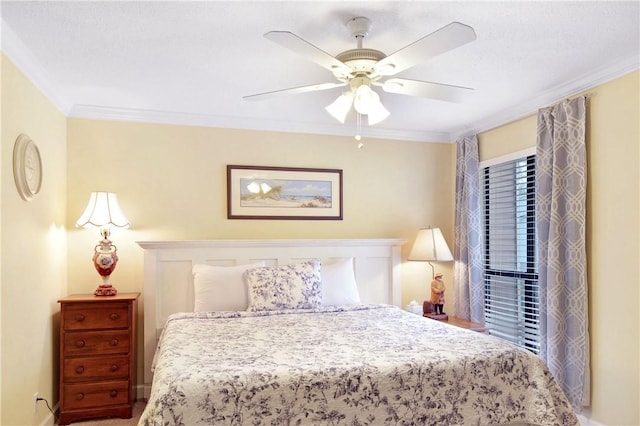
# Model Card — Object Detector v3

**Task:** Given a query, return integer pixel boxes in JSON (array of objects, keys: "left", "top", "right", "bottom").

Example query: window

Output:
[{"left": 481, "top": 154, "right": 539, "bottom": 354}]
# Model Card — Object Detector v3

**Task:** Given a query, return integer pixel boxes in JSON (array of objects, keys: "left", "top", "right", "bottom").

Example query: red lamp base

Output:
[
  {"left": 94, "top": 284, "right": 118, "bottom": 296},
  {"left": 92, "top": 236, "right": 119, "bottom": 297}
]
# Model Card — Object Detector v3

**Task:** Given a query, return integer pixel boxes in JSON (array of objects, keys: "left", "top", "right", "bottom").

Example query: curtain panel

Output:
[
  {"left": 536, "top": 96, "right": 590, "bottom": 410},
  {"left": 453, "top": 135, "right": 485, "bottom": 323}
]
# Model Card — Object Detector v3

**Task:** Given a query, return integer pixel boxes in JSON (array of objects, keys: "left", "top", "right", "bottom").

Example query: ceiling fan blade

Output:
[
  {"left": 244, "top": 82, "right": 347, "bottom": 101},
  {"left": 381, "top": 78, "right": 473, "bottom": 103},
  {"left": 265, "top": 31, "right": 352, "bottom": 77},
  {"left": 372, "top": 22, "right": 476, "bottom": 77}
]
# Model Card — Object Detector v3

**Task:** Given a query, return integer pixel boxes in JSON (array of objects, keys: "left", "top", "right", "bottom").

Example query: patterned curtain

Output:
[
  {"left": 453, "top": 135, "right": 485, "bottom": 323},
  {"left": 536, "top": 96, "right": 590, "bottom": 410}
]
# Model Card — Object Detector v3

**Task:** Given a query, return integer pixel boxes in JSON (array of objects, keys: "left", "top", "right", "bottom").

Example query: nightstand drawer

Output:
[
  {"left": 63, "top": 330, "right": 130, "bottom": 356},
  {"left": 62, "top": 380, "right": 130, "bottom": 410},
  {"left": 63, "top": 303, "right": 130, "bottom": 330},
  {"left": 63, "top": 355, "right": 129, "bottom": 382}
]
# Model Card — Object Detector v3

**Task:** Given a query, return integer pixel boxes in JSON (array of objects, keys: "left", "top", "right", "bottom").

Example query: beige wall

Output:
[
  {"left": 0, "top": 51, "right": 4, "bottom": 425},
  {"left": 1, "top": 55, "right": 67, "bottom": 425},
  {"left": 477, "top": 71, "right": 640, "bottom": 425},
  {"left": 586, "top": 71, "right": 639, "bottom": 425},
  {"left": 478, "top": 113, "right": 537, "bottom": 162}
]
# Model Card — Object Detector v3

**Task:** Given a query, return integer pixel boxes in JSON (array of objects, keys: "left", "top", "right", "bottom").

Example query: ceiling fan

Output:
[{"left": 244, "top": 17, "right": 477, "bottom": 128}]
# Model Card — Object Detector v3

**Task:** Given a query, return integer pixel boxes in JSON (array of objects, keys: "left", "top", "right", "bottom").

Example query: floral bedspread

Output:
[{"left": 139, "top": 305, "right": 578, "bottom": 426}]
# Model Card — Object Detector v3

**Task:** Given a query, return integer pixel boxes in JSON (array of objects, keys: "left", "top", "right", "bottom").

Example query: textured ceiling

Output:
[{"left": 2, "top": 1, "right": 639, "bottom": 142}]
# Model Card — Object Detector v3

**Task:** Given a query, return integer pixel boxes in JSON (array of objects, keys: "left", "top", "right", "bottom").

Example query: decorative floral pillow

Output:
[{"left": 245, "top": 260, "right": 322, "bottom": 311}]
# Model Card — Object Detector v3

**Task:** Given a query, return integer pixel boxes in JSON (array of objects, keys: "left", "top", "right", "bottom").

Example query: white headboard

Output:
[{"left": 137, "top": 238, "right": 405, "bottom": 397}]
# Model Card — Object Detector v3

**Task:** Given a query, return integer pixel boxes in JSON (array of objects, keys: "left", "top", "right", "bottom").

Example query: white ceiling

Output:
[{"left": 2, "top": 1, "right": 638, "bottom": 142}]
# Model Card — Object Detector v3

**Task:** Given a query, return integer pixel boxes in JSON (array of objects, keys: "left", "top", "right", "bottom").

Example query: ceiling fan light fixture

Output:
[
  {"left": 366, "top": 101, "right": 390, "bottom": 125},
  {"left": 353, "top": 84, "right": 379, "bottom": 115},
  {"left": 325, "top": 91, "right": 354, "bottom": 123},
  {"left": 353, "top": 84, "right": 389, "bottom": 124},
  {"left": 251, "top": 19, "right": 477, "bottom": 132}
]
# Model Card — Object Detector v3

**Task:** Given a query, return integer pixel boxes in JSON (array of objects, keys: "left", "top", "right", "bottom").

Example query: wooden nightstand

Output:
[
  {"left": 422, "top": 301, "right": 489, "bottom": 333},
  {"left": 58, "top": 293, "right": 139, "bottom": 425},
  {"left": 442, "top": 316, "right": 489, "bottom": 333},
  {"left": 424, "top": 314, "right": 489, "bottom": 333}
]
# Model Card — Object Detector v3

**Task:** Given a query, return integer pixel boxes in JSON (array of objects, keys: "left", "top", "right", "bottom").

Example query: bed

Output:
[{"left": 137, "top": 239, "right": 578, "bottom": 426}]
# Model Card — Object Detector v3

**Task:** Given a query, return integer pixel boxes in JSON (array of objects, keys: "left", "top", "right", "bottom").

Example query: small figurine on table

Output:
[{"left": 431, "top": 272, "right": 446, "bottom": 316}]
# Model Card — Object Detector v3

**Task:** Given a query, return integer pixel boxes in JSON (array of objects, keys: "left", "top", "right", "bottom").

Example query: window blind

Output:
[{"left": 481, "top": 155, "right": 539, "bottom": 354}]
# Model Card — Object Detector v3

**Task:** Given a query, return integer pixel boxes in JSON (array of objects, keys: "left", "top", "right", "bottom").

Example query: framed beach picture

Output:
[{"left": 227, "top": 165, "right": 343, "bottom": 220}]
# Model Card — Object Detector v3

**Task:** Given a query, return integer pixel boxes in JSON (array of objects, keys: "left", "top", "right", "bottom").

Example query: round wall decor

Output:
[{"left": 13, "top": 134, "right": 42, "bottom": 201}]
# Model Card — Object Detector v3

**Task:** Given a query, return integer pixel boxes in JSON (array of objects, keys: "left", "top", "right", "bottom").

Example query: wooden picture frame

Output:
[{"left": 227, "top": 165, "right": 343, "bottom": 220}]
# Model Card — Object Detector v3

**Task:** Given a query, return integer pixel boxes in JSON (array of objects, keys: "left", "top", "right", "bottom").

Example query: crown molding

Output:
[
  {"left": 1, "top": 18, "right": 71, "bottom": 114},
  {"left": 451, "top": 54, "right": 640, "bottom": 141},
  {"left": 67, "top": 104, "right": 452, "bottom": 143}
]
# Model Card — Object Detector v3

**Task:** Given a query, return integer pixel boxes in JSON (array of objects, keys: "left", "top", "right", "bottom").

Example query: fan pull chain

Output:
[{"left": 355, "top": 113, "right": 364, "bottom": 148}]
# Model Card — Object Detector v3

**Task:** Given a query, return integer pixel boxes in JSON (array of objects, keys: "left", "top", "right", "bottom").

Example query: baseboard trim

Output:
[
  {"left": 136, "top": 384, "right": 149, "bottom": 401},
  {"left": 577, "top": 413, "right": 604, "bottom": 426}
]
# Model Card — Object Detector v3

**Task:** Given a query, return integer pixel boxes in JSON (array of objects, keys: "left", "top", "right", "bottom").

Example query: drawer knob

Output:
[
  {"left": 110, "top": 339, "right": 119, "bottom": 346},
  {"left": 109, "top": 313, "right": 120, "bottom": 321},
  {"left": 75, "top": 340, "right": 85, "bottom": 348},
  {"left": 110, "top": 364, "right": 118, "bottom": 372},
  {"left": 75, "top": 366, "right": 85, "bottom": 374},
  {"left": 110, "top": 390, "right": 118, "bottom": 398},
  {"left": 75, "top": 314, "right": 86, "bottom": 322},
  {"left": 75, "top": 393, "right": 84, "bottom": 400}
]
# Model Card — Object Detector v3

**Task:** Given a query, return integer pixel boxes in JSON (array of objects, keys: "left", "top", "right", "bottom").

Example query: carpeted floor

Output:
[{"left": 70, "top": 401, "right": 145, "bottom": 425}]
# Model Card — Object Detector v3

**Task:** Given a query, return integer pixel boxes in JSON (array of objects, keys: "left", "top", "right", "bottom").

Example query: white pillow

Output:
[
  {"left": 321, "top": 258, "right": 361, "bottom": 306},
  {"left": 192, "top": 262, "right": 265, "bottom": 312},
  {"left": 245, "top": 260, "right": 322, "bottom": 311}
]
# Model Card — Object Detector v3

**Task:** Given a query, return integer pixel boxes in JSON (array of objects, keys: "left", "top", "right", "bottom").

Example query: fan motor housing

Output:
[{"left": 335, "top": 48, "right": 386, "bottom": 76}]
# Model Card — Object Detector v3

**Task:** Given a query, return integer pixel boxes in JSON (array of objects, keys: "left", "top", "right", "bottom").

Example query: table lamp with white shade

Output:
[
  {"left": 76, "top": 191, "right": 130, "bottom": 296},
  {"left": 408, "top": 226, "right": 454, "bottom": 318}
]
